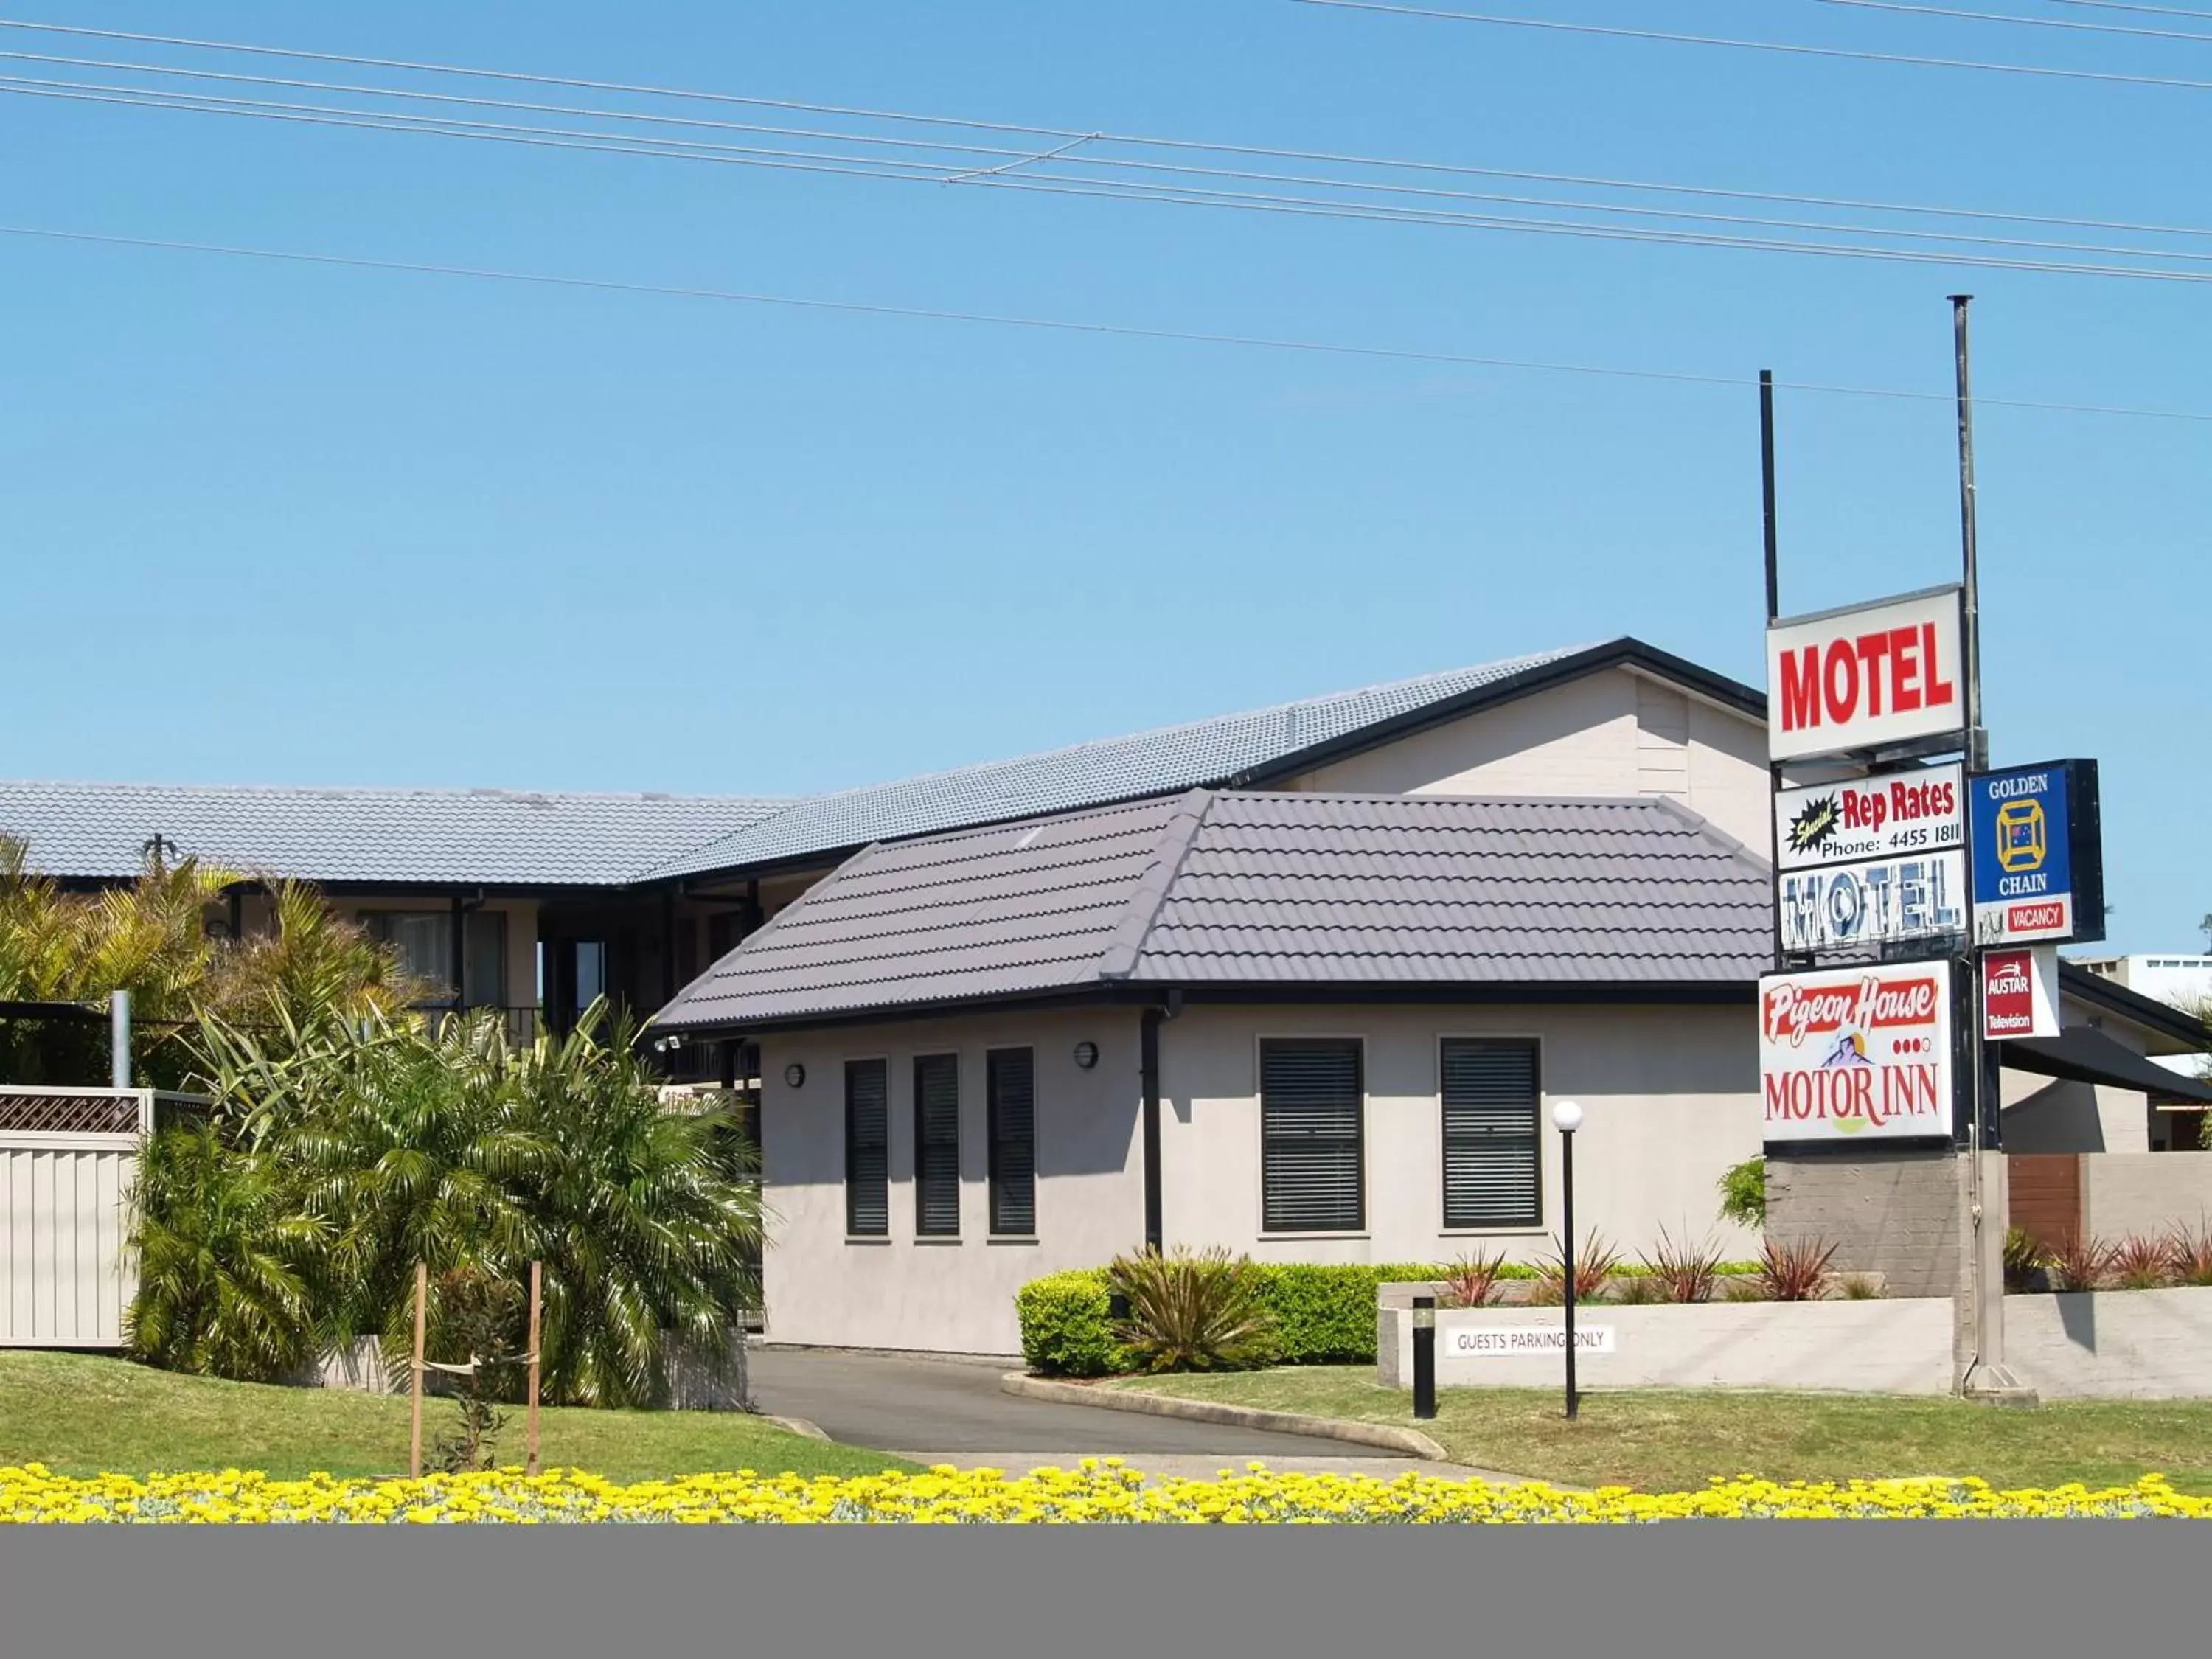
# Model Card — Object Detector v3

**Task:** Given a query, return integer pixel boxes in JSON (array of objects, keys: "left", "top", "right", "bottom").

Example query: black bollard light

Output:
[
  {"left": 1412, "top": 1294, "right": 1436, "bottom": 1420},
  {"left": 1552, "top": 1099, "right": 1585, "bottom": 1421}
]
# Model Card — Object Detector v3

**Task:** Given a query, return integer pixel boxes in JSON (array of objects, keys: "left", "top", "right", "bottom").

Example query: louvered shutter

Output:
[
  {"left": 914, "top": 1054, "right": 962, "bottom": 1237},
  {"left": 1441, "top": 1040, "right": 1541, "bottom": 1229},
  {"left": 1260, "top": 1040, "right": 1365, "bottom": 1234},
  {"left": 844, "top": 1059, "right": 889, "bottom": 1237},
  {"left": 988, "top": 1048, "right": 1037, "bottom": 1237}
]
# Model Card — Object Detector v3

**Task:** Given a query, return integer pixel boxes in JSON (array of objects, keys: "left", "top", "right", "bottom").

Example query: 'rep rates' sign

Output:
[
  {"left": 1766, "top": 587, "right": 1966, "bottom": 762},
  {"left": 1759, "top": 961, "right": 1955, "bottom": 1145}
]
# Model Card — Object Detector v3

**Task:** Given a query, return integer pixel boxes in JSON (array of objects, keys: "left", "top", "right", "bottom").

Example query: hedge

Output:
[
  {"left": 1016, "top": 1259, "right": 1764, "bottom": 1377},
  {"left": 1018, "top": 1262, "right": 1481, "bottom": 1377}
]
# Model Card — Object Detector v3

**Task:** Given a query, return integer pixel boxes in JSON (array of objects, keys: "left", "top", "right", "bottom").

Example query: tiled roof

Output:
[
  {"left": 0, "top": 780, "right": 793, "bottom": 887},
  {"left": 643, "top": 645, "right": 1601, "bottom": 881},
  {"left": 652, "top": 789, "right": 1772, "bottom": 1032}
]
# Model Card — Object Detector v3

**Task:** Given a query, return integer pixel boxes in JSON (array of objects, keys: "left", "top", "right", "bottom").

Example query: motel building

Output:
[
  {"left": 640, "top": 644, "right": 2211, "bottom": 1355},
  {"left": 10, "top": 641, "right": 2207, "bottom": 1356}
]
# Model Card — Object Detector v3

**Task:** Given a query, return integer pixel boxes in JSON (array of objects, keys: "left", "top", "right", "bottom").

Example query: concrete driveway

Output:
[{"left": 745, "top": 1347, "right": 1419, "bottom": 1476}]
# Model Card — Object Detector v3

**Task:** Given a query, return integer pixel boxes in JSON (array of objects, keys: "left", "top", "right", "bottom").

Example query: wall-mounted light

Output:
[
  {"left": 1073, "top": 1041, "right": 1099, "bottom": 1071},
  {"left": 785, "top": 1062, "right": 807, "bottom": 1089}
]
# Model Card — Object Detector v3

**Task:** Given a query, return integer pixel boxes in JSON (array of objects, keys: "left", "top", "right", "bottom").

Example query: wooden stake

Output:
[
  {"left": 409, "top": 1259, "right": 428, "bottom": 1479},
  {"left": 526, "top": 1260, "right": 543, "bottom": 1477}
]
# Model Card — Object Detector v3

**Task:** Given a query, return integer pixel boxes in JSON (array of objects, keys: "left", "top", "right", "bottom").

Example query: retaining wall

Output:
[{"left": 1377, "top": 1285, "right": 2212, "bottom": 1399}]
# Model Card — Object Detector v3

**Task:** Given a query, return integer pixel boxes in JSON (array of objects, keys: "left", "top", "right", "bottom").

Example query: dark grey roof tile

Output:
[{"left": 654, "top": 788, "right": 1773, "bottom": 1031}]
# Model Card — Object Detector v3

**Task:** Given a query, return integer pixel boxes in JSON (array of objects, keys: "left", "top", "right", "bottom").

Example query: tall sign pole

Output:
[
  {"left": 1760, "top": 369, "right": 1787, "bottom": 975},
  {"left": 1947, "top": 296, "right": 2022, "bottom": 1399}
]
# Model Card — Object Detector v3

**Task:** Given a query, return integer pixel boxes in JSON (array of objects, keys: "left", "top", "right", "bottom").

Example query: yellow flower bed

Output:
[{"left": 1, "top": 1463, "right": 2205, "bottom": 1523}]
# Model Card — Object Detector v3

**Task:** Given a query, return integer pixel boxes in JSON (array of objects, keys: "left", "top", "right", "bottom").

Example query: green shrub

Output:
[
  {"left": 1108, "top": 1248, "right": 1276, "bottom": 1374},
  {"left": 1014, "top": 1270, "right": 1130, "bottom": 1377},
  {"left": 1718, "top": 1155, "right": 1767, "bottom": 1229},
  {"left": 1020, "top": 1259, "right": 1519, "bottom": 1375}
]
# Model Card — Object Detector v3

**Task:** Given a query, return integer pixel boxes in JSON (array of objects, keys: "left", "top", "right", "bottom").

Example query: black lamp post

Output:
[{"left": 1552, "top": 1099, "right": 1585, "bottom": 1421}]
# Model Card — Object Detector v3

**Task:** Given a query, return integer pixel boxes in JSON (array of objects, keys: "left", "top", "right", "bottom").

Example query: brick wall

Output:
[{"left": 1767, "top": 1147, "right": 1962, "bottom": 1300}]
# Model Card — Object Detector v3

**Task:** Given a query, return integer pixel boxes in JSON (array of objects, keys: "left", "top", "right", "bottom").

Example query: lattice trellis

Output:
[{"left": 0, "top": 1091, "right": 144, "bottom": 1135}]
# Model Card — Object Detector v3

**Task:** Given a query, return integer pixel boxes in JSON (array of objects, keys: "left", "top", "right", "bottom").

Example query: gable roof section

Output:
[
  {"left": 651, "top": 788, "right": 1773, "bottom": 1032},
  {"left": 644, "top": 639, "right": 1759, "bottom": 883},
  {"left": 0, "top": 780, "right": 793, "bottom": 888}
]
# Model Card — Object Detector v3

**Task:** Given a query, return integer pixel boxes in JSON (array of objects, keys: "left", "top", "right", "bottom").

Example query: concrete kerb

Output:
[
  {"left": 762, "top": 1414, "right": 832, "bottom": 1442},
  {"left": 999, "top": 1372, "right": 1453, "bottom": 1463}
]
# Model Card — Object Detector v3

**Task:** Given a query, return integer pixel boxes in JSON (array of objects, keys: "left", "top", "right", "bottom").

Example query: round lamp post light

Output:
[{"left": 1551, "top": 1099, "right": 1584, "bottom": 1421}]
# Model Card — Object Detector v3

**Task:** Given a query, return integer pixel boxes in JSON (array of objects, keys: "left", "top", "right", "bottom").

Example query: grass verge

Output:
[
  {"left": 1112, "top": 1368, "right": 2212, "bottom": 1495},
  {"left": 0, "top": 1350, "right": 915, "bottom": 1481}
]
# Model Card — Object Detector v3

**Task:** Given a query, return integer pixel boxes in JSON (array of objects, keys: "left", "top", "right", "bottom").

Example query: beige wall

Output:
[
  {"left": 1380, "top": 1298, "right": 1957, "bottom": 1396},
  {"left": 1999, "top": 993, "right": 2153, "bottom": 1155},
  {"left": 1288, "top": 668, "right": 1769, "bottom": 849},
  {"left": 1157, "top": 1001, "right": 1762, "bottom": 1267},
  {"left": 2081, "top": 1152, "right": 2212, "bottom": 1239},
  {"left": 758, "top": 1007, "right": 1146, "bottom": 1354},
  {"left": 757, "top": 998, "right": 1763, "bottom": 1353}
]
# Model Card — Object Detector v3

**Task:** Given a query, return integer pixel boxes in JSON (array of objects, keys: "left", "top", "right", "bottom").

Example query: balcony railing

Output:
[{"left": 417, "top": 1005, "right": 544, "bottom": 1048}]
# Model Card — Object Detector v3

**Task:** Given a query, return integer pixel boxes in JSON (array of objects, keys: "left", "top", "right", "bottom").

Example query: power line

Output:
[
  {"left": 1293, "top": 0, "right": 2212, "bottom": 92},
  {"left": 1820, "top": 0, "right": 2212, "bottom": 44},
  {"left": 4, "top": 15, "right": 2211, "bottom": 246},
  {"left": 4, "top": 220, "right": 2208, "bottom": 423},
  {"left": 12, "top": 77, "right": 2212, "bottom": 287},
  {"left": 13, "top": 53, "right": 2212, "bottom": 267},
  {"left": 2051, "top": 1, "right": 2212, "bottom": 20}
]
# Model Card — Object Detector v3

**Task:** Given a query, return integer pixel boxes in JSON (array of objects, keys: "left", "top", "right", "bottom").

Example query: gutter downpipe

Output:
[{"left": 1140, "top": 991, "right": 1181, "bottom": 1253}]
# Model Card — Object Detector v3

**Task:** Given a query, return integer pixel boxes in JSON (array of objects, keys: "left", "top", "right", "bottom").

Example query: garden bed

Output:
[{"left": 4, "top": 1464, "right": 2205, "bottom": 1521}]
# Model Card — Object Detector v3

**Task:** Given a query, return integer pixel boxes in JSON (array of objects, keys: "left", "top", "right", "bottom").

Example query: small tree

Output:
[
  {"left": 428, "top": 1267, "right": 526, "bottom": 1474},
  {"left": 1717, "top": 1155, "right": 1767, "bottom": 1230}
]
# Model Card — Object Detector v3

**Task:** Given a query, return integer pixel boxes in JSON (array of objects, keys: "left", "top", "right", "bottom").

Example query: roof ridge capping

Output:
[
  {"left": 1097, "top": 788, "right": 1214, "bottom": 981},
  {"left": 1643, "top": 794, "right": 1774, "bottom": 876}
]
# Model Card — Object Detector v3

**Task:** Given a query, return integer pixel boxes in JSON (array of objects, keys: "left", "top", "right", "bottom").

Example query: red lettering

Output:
[
  {"left": 1823, "top": 643, "right": 1860, "bottom": 726},
  {"left": 1890, "top": 627, "right": 1921, "bottom": 713},
  {"left": 1923, "top": 621, "right": 1955, "bottom": 709},
  {"left": 1779, "top": 646, "right": 1821, "bottom": 733},
  {"left": 1854, "top": 630, "right": 1891, "bottom": 717}
]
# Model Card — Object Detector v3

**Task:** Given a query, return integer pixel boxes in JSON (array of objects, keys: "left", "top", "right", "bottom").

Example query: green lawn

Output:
[
  {"left": 1113, "top": 1368, "right": 2212, "bottom": 1495},
  {"left": 0, "top": 1350, "right": 914, "bottom": 1481}
]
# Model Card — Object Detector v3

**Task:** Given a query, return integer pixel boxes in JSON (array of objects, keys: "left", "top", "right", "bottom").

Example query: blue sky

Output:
[{"left": 3, "top": 1, "right": 2205, "bottom": 951}]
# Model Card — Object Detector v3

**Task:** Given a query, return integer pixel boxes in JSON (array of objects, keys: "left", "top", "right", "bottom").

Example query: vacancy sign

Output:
[
  {"left": 1767, "top": 587, "right": 1965, "bottom": 762},
  {"left": 1760, "top": 961, "right": 1954, "bottom": 1144},
  {"left": 1983, "top": 946, "right": 2061, "bottom": 1041}
]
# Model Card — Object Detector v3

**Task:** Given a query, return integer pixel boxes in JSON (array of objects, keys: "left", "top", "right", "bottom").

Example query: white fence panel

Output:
[{"left": 0, "top": 1087, "right": 151, "bottom": 1349}]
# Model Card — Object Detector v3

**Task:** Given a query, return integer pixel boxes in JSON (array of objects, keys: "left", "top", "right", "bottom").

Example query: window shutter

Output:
[
  {"left": 844, "top": 1059, "right": 889, "bottom": 1237},
  {"left": 988, "top": 1048, "right": 1036, "bottom": 1236},
  {"left": 1441, "top": 1040, "right": 1541, "bottom": 1229},
  {"left": 1260, "top": 1040, "right": 1364, "bottom": 1234},
  {"left": 914, "top": 1054, "right": 961, "bottom": 1237}
]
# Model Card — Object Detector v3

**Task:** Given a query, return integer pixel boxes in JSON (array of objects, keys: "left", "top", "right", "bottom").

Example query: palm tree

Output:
[
  {"left": 125, "top": 1119, "right": 325, "bottom": 1381},
  {"left": 518, "top": 1009, "right": 764, "bottom": 1406}
]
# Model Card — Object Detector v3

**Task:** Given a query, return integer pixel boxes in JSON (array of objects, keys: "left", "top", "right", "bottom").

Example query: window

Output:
[
  {"left": 844, "top": 1059, "right": 889, "bottom": 1237},
  {"left": 914, "top": 1054, "right": 961, "bottom": 1237},
  {"left": 362, "top": 909, "right": 507, "bottom": 1005},
  {"left": 987, "top": 1047, "right": 1036, "bottom": 1236},
  {"left": 1260, "top": 1039, "right": 1364, "bottom": 1234},
  {"left": 574, "top": 940, "right": 606, "bottom": 1009},
  {"left": 1441, "top": 1040, "right": 1542, "bottom": 1230}
]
